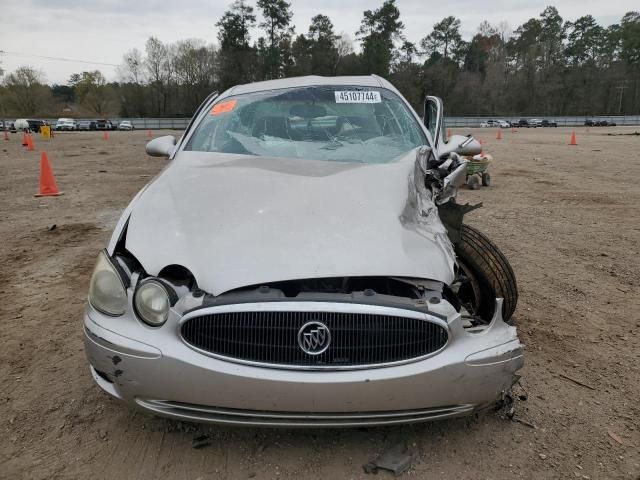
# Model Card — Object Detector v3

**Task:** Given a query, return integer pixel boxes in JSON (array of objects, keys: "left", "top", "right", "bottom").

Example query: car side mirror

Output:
[
  {"left": 438, "top": 134, "right": 481, "bottom": 159},
  {"left": 146, "top": 135, "right": 176, "bottom": 158}
]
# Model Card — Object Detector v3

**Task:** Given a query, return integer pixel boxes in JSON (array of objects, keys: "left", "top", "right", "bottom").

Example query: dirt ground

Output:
[{"left": 1, "top": 126, "right": 639, "bottom": 480}]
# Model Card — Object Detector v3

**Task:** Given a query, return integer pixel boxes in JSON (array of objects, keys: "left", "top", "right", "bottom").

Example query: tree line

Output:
[{"left": 1, "top": 1, "right": 638, "bottom": 118}]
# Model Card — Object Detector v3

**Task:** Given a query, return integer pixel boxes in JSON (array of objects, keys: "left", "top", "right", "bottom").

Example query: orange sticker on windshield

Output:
[{"left": 210, "top": 100, "right": 237, "bottom": 115}]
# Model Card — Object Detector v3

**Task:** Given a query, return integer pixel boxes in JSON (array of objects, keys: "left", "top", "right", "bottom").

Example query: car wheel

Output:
[
  {"left": 455, "top": 224, "right": 518, "bottom": 322},
  {"left": 467, "top": 175, "right": 480, "bottom": 190},
  {"left": 481, "top": 172, "right": 491, "bottom": 186}
]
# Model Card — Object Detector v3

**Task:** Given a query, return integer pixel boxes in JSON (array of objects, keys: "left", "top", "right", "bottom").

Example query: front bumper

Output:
[{"left": 84, "top": 300, "right": 523, "bottom": 427}]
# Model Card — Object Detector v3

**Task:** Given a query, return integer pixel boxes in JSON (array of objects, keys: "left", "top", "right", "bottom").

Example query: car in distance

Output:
[
  {"left": 14, "top": 119, "right": 30, "bottom": 131},
  {"left": 95, "top": 119, "right": 111, "bottom": 130},
  {"left": 26, "top": 119, "right": 46, "bottom": 133},
  {"left": 2, "top": 120, "right": 17, "bottom": 132},
  {"left": 480, "top": 119, "right": 498, "bottom": 128},
  {"left": 584, "top": 119, "right": 616, "bottom": 127},
  {"left": 482, "top": 119, "right": 510, "bottom": 128},
  {"left": 541, "top": 119, "right": 557, "bottom": 127},
  {"left": 84, "top": 76, "right": 523, "bottom": 427},
  {"left": 55, "top": 118, "right": 77, "bottom": 131},
  {"left": 118, "top": 120, "right": 134, "bottom": 131},
  {"left": 78, "top": 120, "right": 97, "bottom": 131}
]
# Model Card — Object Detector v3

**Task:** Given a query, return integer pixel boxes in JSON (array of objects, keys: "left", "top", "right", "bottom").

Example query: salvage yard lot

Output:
[{"left": 0, "top": 128, "right": 638, "bottom": 479}]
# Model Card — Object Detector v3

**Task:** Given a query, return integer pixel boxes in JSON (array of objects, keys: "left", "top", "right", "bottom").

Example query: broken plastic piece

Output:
[
  {"left": 192, "top": 434, "right": 212, "bottom": 449},
  {"left": 363, "top": 442, "right": 416, "bottom": 475}
]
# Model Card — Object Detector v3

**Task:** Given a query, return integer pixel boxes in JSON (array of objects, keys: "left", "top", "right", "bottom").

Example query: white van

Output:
[{"left": 14, "top": 119, "right": 30, "bottom": 131}]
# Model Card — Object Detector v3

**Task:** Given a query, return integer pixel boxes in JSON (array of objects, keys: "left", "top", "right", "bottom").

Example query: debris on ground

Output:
[
  {"left": 363, "top": 442, "right": 416, "bottom": 476},
  {"left": 498, "top": 385, "right": 535, "bottom": 428},
  {"left": 558, "top": 373, "right": 596, "bottom": 390},
  {"left": 607, "top": 431, "right": 624, "bottom": 445},
  {"left": 192, "top": 434, "right": 213, "bottom": 449},
  {"left": 47, "top": 224, "right": 57, "bottom": 231}
]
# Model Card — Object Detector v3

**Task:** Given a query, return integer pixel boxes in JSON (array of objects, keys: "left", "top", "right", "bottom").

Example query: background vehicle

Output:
[
  {"left": 27, "top": 119, "right": 46, "bottom": 133},
  {"left": 14, "top": 119, "right": 30, "bottom": 131},
  {"left": 95, "top": 119, "right": 118, "bottom": 130},
  {"left": 585, "top": 119, "right": 616, "bottom": 126},
  {"left": 13, "top": 119, "right": 50, "bottom": 132},
  {"left": 118, "top": 120, "right": 134, "bottom": 131},
  {"left": 480, "top": 119, "right": 499, "bottom": 128},
  {"left": 78, "top": 120, "right": 97, "bottom": 131},
  {"left": 515, "top": 119, "right": 531, "bottom": 128},
  {"left": 541, "top": 119, "right": 557, "bottom": 127},
  {"left": 529, "top": 118, "right": 543, "bottom": 127},
  {"left": 55, "top": 118, "right": 77, "bottom": 131},
  {"left": 497, "top": 120, "right": 510, "bottom": 128}
]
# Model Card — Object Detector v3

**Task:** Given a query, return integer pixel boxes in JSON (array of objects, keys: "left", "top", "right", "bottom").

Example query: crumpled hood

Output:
[{"left": 123, "top": 150, "right": 455, "bottom": 295}]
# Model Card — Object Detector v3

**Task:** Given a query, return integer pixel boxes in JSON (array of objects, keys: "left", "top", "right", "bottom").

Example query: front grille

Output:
[{"left": 180, "top": 309, "right": 448, "bottom": 369}]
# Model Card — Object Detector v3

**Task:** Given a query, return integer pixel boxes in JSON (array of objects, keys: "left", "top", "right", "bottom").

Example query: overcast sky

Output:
[{"left": 0, "top": 0, "right": 636, "bottom": 84}]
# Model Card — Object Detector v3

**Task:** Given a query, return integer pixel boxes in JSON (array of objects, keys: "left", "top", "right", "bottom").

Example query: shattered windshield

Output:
[{"left": 184, "top": 86, "right": 427, "bottom": 163}]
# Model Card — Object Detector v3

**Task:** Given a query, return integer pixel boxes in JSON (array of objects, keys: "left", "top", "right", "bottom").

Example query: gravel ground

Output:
[{"left": 0, "top": 127, "right": 639, "bottom": 479}]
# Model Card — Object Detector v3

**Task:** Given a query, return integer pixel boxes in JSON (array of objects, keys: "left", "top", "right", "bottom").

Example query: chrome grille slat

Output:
[{"left": 180, "top": 308, "right": 449, "bottom": 370}]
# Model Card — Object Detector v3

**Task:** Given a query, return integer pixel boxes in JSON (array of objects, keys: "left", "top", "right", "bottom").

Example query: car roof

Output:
[{"left": 222, "top": 75, "right": 399, "bottom": 98}]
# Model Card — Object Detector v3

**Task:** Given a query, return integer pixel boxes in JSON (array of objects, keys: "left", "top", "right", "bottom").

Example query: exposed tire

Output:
[
  {"left": 467, "top": 175, "right": 480, "bottom": 190},
  {"left": 455, "top": 224, "right": 518, "bottom": 322},
  {"left": 481, "top": 172, "right": 491, "bottom": 186}
]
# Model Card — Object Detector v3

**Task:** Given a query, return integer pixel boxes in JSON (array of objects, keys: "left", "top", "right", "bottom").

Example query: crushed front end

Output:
[{"left": 84, "top": 257, "right": 523, "bottom": 427}]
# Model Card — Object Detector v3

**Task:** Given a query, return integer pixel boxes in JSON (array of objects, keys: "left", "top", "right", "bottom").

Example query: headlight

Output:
[
  {"left": 134, "top": 280, "right": 171, "bottom": 326},
  {"left": 88, "top": 251, "right": 127, "bottom": 316}
]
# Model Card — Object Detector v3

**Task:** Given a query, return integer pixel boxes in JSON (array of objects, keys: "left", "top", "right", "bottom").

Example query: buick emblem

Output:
[{"left": 297, "top": 321, "right": 331, "bottom": 355}]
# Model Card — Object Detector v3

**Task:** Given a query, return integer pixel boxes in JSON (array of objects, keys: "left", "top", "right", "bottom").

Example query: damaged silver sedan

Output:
[{"left": 84, "top": 75, "right": 523, "bottom": 427}]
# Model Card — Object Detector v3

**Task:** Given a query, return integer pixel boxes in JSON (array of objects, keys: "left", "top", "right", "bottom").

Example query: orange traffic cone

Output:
[
  {"left": 103, "top": 131, "right": 109, "bottom": 140},
  {"left": 22, "top": 132, "right": 28, "bottom": 146},
  {"left": 26, "top": 134, "right": 35, "bottom": 151},
  {"left": 479, "top": 139, "right": 487, "bottom": 156},
  {"left": 511, "top": 127, "right": 516, "bottom": 133},
  {"left": 496, "top": 129, "right": 502, "bottom": 140},
  {"left": 447, "top": 128, "right": 452, "bottom": 137},
  {"left": 34, "top": 152, "right": 63, "bottom": 197},
  {"left": 569, "top": 131, "right": 577, "bottom": 145},
  {"left": 4, "top": 130, "right": 9, "bottom": 141},
  {"left": 147, "top": 129, "right": 152, "bottom": 138}
]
